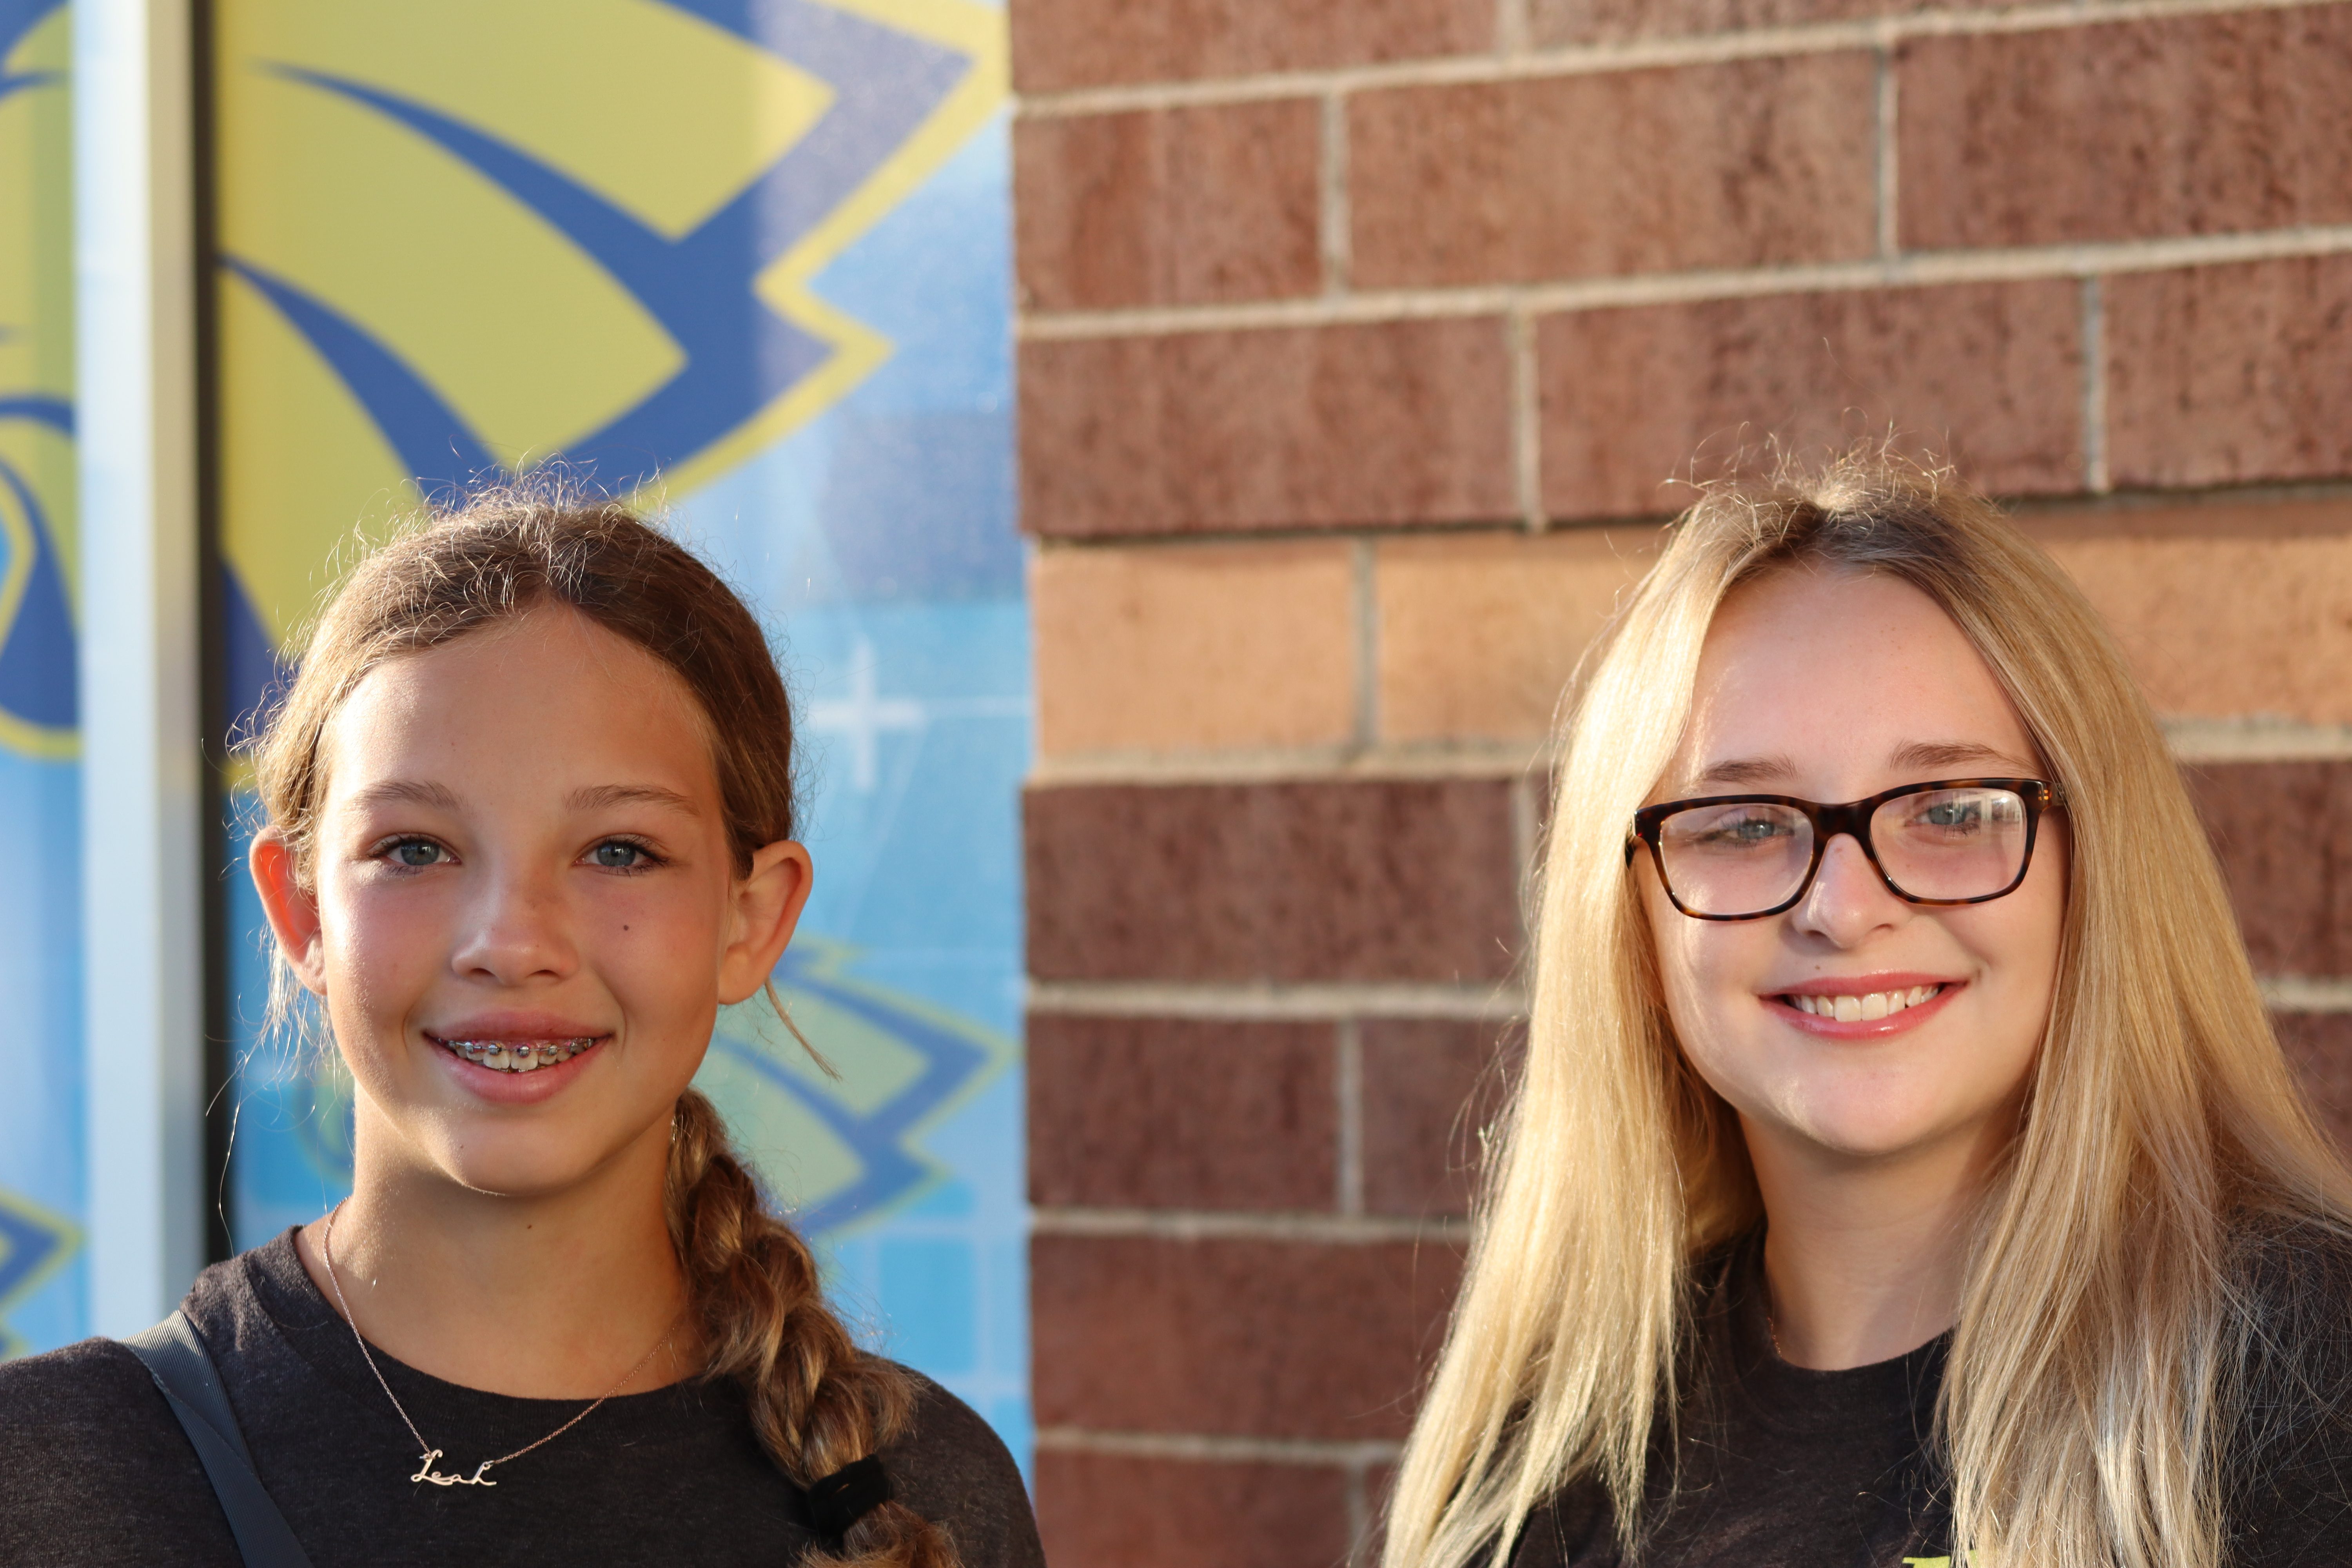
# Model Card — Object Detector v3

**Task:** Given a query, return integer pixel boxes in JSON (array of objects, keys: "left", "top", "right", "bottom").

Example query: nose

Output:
[
  {"left": 1792, "top": 832, "right": 1908, "bottom": 946},
  {"left": 448, "top": 858, "right": 578, "bottom": 985}
]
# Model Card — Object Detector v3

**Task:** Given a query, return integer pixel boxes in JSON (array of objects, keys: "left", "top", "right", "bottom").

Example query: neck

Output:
[
  {"left": 296, "top": 1103, "right": 700, "bottom": 1399},
  {"left": 1748, "top": 1110, "right": 2013, "bottom": 1370}
]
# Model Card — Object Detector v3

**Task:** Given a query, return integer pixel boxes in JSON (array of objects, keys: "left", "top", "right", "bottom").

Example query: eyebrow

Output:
[
  {"left": 1687, "top": 739, "right": 2039, "bottom": 794},
  {"left": 566, "top": 782, "right": 699, "bottom": 816},
  {"left": 347, "top": 779, "right": 462, "bottom": 812}
]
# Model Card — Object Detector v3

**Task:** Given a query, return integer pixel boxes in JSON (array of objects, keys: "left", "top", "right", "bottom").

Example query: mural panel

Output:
[
  {"left": 214, "top": 0, "right": 1029, "bottom": 1454},
  {"left": 0, "top": 0, "right": 83, "bottom": 1360}
]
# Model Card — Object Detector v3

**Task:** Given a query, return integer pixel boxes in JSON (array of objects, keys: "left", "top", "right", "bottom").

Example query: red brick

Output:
[
  {"left": 2183, "top": 760, "right": 2352, "bottom": 980},
  {"left": 1035, "top": 1452, "right": 1352, "bottom": 1568},
  {"left": 1025, "top": 778, "right": 1523, "bottom": 984},
  {"left": 1016, "top": 102, "right": 1322, "bottom": 312},
  {"left": 1359, "top": 1019, "right": 1515, "bottom": 1218},
  {"left": 1537, "top": 280, "right": 2084, "bottom": 520},
  {"left": 1350, "top": 55, "right": 1877, "bottom": 289},
  {"left": 2106, "top": 257, "right": 2352, "bottom": 492},
  {"left": 1531, "top": 0, "right": 2004, "bottom": 45},
  {"left": 1019, "top": 319, "right": 1515, "bottom": 538},
  {"left": 1010, "top": 0, "right": 1494, "bottom": 94},
  {"left": 1032, "top": 1234, "right": 1463, "bottom": 1439},
  {"left": 1899, "top": 10, "right": 2352, "bottom": 251},
  {"left": 2275, "top": 1013, "right": 2352, "bottom": 1158},
  {"left": 1029, "top": 1015, "right": 1338, "bottom": 1211}
]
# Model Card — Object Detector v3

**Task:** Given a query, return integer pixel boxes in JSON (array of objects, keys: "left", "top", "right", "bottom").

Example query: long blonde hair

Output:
[
  {"left": 252, "top": 494, "right": 955, "bottom": 1568},
  {"left": 1384, "top": 454, "right": 2352, "bottom": 1568}
]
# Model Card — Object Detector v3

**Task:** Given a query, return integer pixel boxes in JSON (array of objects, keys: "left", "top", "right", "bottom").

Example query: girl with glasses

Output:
[{"left": 1383, "top": 456, "right": 2352, "bottom": 1568}]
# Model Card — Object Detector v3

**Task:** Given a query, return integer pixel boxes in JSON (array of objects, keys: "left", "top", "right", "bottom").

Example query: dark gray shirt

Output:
[
  {"left": 0, "top": 1231, "right": 1044, "bottom": 1567},
  {"left": 1513, "top": 1227, "right": 2352, "bottom": 1568}
]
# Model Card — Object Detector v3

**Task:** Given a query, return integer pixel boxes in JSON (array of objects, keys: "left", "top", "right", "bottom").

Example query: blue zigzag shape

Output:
[
  {"left": 0, "top": 397, "right": 76, "bottom": 731},
  {"left": 0, "top": 0, "right": 65, "bottom": 104},
  {"left": 0, "top": 1192, "right": 72, "bottom": 1356},
  {"left": 236, "top": 0, "right": 972, "bottom": 498},
  {"left": 713, "top": 947, "right": 990, "bottom": 1235}
]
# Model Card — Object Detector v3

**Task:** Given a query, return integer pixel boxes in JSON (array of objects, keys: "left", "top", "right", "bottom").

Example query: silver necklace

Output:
[{"left": 320, "top": 1201, "right": 682, "bottom": 1487}]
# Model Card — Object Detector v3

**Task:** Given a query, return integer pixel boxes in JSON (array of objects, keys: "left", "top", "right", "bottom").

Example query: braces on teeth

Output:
[{"left": 440, "top": 1037, "right": 598, "bottom": 1073}]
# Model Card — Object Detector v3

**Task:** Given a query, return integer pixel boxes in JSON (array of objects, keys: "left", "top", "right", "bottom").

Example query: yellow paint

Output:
[
  {"left": 657, "top": 0, "right": 1007, "bottom": 500},
  {"left": 0, "top": 1185, "right": 80, "bottom": 1359},
  {"left": 217, "top": 270, "right": 417, "bottom": 648},
  {"left": 219, "top": 0, "right": 832, "bottom": 241},
  {"left": 215, "top": 60, "right": 686, "bottom": 465}
]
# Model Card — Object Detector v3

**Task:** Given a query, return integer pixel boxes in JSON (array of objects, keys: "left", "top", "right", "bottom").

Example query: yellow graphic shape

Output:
[
  {"left": 693, "top": 936, "right": 1015, "bottom": 1231},
  {"left": 216, "top": 43, "right": 688, "bottom": 466},
  {"left": 663, "top": 0, "right": 1006, "bottom": 502},
  {"left": 0, "top": 2, "right": 76, "bottom": 760},
  {"left": 223, "top": 0, "right": 834, "bottom": 241},
  {"left": 0, "top": 1186, "right": 78, "bottom": 1361}
]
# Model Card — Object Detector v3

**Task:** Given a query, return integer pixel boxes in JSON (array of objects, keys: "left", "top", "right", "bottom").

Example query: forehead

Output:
[
  {"left": 1674, "top": 566, "right": 2036, "bottom": 787},
  {"left": 317, "top": 606, "right": 719, "bottom": 804}
]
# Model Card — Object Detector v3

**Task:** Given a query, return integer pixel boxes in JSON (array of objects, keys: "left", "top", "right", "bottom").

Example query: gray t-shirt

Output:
[{"left": 0, "top": 1230, "right": 1044, "bottom": 1567}]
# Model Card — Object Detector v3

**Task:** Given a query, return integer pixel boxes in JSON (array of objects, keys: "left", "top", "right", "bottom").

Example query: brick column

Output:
[{"left": 1011, "top": 4, "right": 2352, "bottom": 1563}]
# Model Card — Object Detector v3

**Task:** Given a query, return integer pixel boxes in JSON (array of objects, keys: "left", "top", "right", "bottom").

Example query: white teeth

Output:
[
  {"left": 1784, "top": 985, "right": 1943, "bottom": 1021},
  {"left": 439, "top": 1037, "right": 597, "bottom": 1074}
]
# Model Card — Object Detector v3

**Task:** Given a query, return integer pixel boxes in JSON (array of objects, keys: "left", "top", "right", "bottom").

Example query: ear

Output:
[
  {"left": 717, "top": 838, "right": 814, "bottom": 1005},
  {"left": 250, "top": 828, "right": 329, "bottom": 996}
]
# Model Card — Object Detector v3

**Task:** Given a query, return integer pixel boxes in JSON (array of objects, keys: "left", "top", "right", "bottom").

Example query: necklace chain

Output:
[{"left": 320, "top": 1201, "right": 682, "bottom": 1487}]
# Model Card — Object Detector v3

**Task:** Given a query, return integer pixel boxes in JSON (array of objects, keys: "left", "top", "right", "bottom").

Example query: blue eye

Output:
[
  {"left": 390, "top": 840, "right": 444, "bottom": 867},
  {"left": 592, "top": 840, "right": 644, "bottom": 869}
]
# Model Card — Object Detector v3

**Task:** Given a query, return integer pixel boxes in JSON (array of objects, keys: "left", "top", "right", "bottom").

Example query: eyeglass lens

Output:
[{"left": 1655, "top": 786, "right": 2030, "bottom": 918}]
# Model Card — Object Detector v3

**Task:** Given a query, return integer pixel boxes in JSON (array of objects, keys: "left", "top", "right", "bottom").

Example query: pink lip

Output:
[
  {"left": 423, "top": 1014, "right": 612, "bottom": 1106},
  {"left": 1760, "top": 973, "right": 1964, "bottom": 1039}
]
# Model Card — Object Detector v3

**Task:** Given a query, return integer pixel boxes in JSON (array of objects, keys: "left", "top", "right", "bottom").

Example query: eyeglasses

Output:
[{"left": 1626, "top": 778, "right": 2062, "bottom": 922}]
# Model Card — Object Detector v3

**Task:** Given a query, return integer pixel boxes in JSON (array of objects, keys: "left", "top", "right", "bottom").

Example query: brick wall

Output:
[{"left": 1010, "top": 4, "right": 2352, "bottom": 1563}]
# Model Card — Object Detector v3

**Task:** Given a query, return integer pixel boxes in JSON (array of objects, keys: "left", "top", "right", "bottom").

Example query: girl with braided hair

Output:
[{"left": 0, "top": 494, "right": 1042, "bottom": 1567}]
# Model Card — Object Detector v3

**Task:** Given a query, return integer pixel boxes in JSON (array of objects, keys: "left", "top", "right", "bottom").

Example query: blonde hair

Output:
[
  {"left": 1383, "top": 454, "right": 2352, "bottom": 1568},
  {"left": 251, "top": 494, "right": 955, "bottom": 1568}
]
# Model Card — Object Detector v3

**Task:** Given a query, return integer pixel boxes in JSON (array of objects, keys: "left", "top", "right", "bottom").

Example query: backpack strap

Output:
[{"left": 122, "top": 1309, "right": 316, "bottom": 1568}]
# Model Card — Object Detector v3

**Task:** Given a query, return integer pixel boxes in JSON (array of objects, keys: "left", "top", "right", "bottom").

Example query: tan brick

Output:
[
  {"left": 2031, "top": 501, "right": 2352, "bottom": 727},
  {"left": 1035, "top": 1452, "right": 1352, "bottom": 1568},
  {"left": 1377, "top": 528, "right": 1657, "bottom": 743},
  {"left": 1010, "top": 0, "right": 1494, "bottom": 93},
  {"left": 1348, "top": 55, "right": 1877, "bottom": 290},
  {"left": 1033, "top": 541, "right": 1357, "bottom": 756},
  {"left": 1020, "top": 320, "right": 1517, "bottom": 538},
  {"left": 1532, "top": 0, "right": 2004, "bottom": 45},
  {"left": 1538, "top": 281, "right": 2085, "bottom": 521},
  {"left": 1015, "top": 102, "right": 1322, "bottom": 313},
  {"left": 2106, "top": 257, "right": 2352, "bottom": 492},
  {"left": 1899, "top": 10, "right": 2352, "bottom": 251}
]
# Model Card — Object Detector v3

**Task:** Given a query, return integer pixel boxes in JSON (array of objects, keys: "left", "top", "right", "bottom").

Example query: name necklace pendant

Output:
[{"left": 321, "top": 1201, "right": 681, "bottom": 1488}]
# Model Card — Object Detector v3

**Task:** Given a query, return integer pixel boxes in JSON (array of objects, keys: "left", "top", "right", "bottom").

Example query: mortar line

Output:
[
  {"left": 1510, "top": 303, "right": 1547, "bottom": 531},
  {"left": 1014, "top": 0, "right": 2325, "bottom": 118},
  {"left": 1874, "top": 47, "right": 1900, "bottom": 259},
  {"left": 2259, "top": 977, "right": 2352, "bottom": 1013},
  {"left": 1346, "top": 1459, "right": 1374, "bottom": 1565},
  {"left": 1496, "top": 0, "right": 1532, "bottom": 56},
  {"left": 2079, "top": 275, "right": 2111, "bottom": 493},
  {"left": 1336, "top": 1018, "right": 1366, "bottom": 1215},
  {"left": 1321, "top": 91, "right": 1353, "bottom": 296},
  {"left": 1353, "top": 538, "right": 1380, "bottom": 747},
  {"left": 1019, "top": 223, "right": 2352, "bottom": 339}
]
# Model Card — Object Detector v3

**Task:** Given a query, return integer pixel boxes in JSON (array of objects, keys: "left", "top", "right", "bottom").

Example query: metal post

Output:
[{"left": 75, "top": 0, "right": 205, "bottom": 1335}]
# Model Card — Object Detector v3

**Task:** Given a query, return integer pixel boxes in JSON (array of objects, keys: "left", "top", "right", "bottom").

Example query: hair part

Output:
[
  {"left": 250, "top": 489, "right": 955, "bottom": 1567},
  {"left": 1383, "top": 450, "right": 2352, "bottom": 1568}
]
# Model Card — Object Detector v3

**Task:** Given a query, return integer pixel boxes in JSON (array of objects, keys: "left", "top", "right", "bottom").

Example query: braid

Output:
[{"left": 667, "top": 1090, "right": 960, "bottom": 1567}]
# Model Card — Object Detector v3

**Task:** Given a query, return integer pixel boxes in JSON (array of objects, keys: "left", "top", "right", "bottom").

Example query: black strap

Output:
[
  {"left": 806, "top": 1454, "right": 894, "bottom": 1540},
  {"left": 122, "top": 1310, "right": 317, "bottom": 1568}
]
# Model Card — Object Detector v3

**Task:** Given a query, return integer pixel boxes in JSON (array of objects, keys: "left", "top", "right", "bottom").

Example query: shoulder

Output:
[
  {"left": 880, "top": 1366, "right": 1042, "bottom": 1568},
  {"left": 2222, "top": 1213, "right": 2352, "bottom": 1563},
  {"left": 0, "top": 1336, "right": 237, "bottom": 1564}
]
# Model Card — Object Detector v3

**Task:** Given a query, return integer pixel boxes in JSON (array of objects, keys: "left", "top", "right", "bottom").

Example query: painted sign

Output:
[
  {"left": 0, "top": 0, "right": 84, "bottom": 1360},
  {"left": 213, "top": 0, "right": 1029, "bottom": 1453}
]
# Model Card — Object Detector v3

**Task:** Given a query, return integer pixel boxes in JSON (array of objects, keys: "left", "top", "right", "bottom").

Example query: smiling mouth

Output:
[
  {"left": 433, "top": 1036, "right": 600, "bottom": 1074},
  {"left": 1782, "top": 984, "right": 1945, "bottom": 1022}
]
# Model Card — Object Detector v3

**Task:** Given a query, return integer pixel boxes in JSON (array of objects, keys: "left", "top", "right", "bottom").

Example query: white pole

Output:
[{"left": 75, "top": 0, "right": 205, "bottom": 1335}]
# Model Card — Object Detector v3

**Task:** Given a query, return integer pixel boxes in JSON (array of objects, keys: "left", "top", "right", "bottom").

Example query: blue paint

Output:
[{"left": 0, "top": 455, "right": 75, "bottom": 727}]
